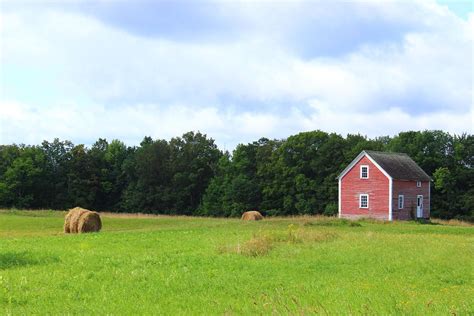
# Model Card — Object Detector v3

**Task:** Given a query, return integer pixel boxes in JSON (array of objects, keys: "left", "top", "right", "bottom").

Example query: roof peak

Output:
[{"left": 364, "top": 150, "right": 409, "bottom": 156}]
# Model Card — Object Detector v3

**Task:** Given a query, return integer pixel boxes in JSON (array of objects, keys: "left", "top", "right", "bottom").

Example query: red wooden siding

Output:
[
  {"left": 392, "top": 180, "right": 430, "bottom": 220},
  {"left": 340, "top": 156, "right": 390, "bottom": 220}
]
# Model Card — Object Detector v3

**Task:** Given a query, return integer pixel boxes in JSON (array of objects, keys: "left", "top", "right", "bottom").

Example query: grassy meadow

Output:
[{"left": 0, "top": 210, "right": 473, "bottom": 315}]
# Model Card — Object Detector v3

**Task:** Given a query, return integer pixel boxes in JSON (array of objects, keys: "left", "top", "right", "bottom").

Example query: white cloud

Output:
[
  {"left": 1, "top": 100, "right": 472, "bottom": 149},
  {"left": 0, "top": 1, "right": 472, "bottom": 148}
]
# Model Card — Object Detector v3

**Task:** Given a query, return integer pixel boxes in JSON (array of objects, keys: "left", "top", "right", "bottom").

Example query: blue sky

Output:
[{"left": 0, "top": 0, "right": 472, "bottom": 148}]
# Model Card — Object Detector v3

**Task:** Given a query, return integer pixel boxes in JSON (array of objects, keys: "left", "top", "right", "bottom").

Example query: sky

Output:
[{"left": 0, "top": 0, "right": 473, "bottom": 149}]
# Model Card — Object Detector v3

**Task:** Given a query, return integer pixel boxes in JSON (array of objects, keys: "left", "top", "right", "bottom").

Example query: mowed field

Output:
[{"left": 0, "top": 210, "right": 473, "bottom": 315}]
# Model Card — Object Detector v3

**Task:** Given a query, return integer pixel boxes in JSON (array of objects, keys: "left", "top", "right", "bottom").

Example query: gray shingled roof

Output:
[{"left": 364, "top": 150, "right": 431, "bottom": 181}]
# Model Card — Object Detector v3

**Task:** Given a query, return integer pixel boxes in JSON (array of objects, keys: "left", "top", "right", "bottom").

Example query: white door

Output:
[{"left": 417, "top": 195, "right": 423, "bottom": 218}]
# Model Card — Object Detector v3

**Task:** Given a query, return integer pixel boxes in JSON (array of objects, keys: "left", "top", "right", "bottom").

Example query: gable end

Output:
[{"left": 337, "top": 151, "right": 392, "bottom": 181}]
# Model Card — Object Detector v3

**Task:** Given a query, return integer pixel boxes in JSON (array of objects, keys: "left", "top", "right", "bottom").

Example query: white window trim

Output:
[
  {"left": 417, "top": 181, "right": 421, "bottom": 187},
  {"left": 398, "top": 195, "right": 404, "bottom": 209},
  {"left": 359, "top": 194, "right": 369, "bottom": 208},
  {"left": 360, "top": 165, "right": 369, "bottom": 179}
]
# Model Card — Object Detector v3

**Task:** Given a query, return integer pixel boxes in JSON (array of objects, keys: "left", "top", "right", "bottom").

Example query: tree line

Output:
[{"left": 0, "top": 130, "right": 472, "bottom": 220}]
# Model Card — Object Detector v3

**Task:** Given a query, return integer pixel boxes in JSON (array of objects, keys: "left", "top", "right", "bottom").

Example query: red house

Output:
[{"left": 337, "top": 150, "right": 431, "bottom": 221}]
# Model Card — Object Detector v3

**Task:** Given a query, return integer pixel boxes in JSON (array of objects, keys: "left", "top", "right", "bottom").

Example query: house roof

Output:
[{"left": 337, "top": 150, "right": 431, "bottom": 181}]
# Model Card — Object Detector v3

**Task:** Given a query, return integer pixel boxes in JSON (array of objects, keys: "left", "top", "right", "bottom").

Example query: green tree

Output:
[
  {"left": 262, "top": 131, "right": 346, "bottom": 215},
  {"left": 65, "top": 145, "right": 98, "bottom": 209},
  {"left": 121, "top": 137, "right": 172, "bottom": 213},
  {"left": 169, "top": 132, "right": 222, "bottom": 214},
  {"left": 41, "top": 139, "right": 74, "bottom": 208},
  {"left": 0, "top": 146, "right": 46, "bottom": 208}
]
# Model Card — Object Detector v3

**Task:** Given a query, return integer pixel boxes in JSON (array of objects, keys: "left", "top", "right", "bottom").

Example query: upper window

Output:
[
  {"left": 398, "top": 195, "right": 404, "bottom": 209},
  {"left": 359, "top": 194, "right": 369, "bottom": 208},
  {"left": 360, "top": 165, "right": 369, "bottom": 179},
  {"left": 417, "top": 181, "right": 421, "bottom": 187}
]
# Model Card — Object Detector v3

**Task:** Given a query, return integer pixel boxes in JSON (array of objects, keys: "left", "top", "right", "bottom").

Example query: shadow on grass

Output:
[
  {"left": 0, "top": 251, "right": 60, "bottom": 270},
  {"left": 415, "top": 219, "right": 441, "bottom": 225}
]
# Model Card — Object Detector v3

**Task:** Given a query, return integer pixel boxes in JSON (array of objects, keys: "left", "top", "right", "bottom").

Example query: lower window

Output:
[{"left": 359, "top": 194, "right": 369, "bottom": 208}]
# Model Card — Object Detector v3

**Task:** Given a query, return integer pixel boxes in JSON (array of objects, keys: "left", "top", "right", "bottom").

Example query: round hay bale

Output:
[
  {"left": 64, "top": 207, "right": 101, "bottom": 234},
  {"left": 69, "top": 207, "right": 90, "bottom": 233},
  {"left": 64, "top": 207, "right": 87, "bottom": 233},
  {"left": 241, "top": 211, "right": 264, "bottom": 221},
  {"left": 77, "top": 211, "right": 102, "bottom": 233},
  {"left": 64, "top": 211, "right": 73, "bottom": 233}
]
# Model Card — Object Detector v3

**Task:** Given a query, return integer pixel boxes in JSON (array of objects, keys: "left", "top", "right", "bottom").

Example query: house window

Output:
[
  {"left": 417, "top": 181, "right": 421, "bottom": 187},
  {"left": 360, "top": 165, "right": 369, "bottom": 179},
  {"left": 398, "top": 195, "right": 404, "bottom": 209},
  {"left": 359, "top": 194, "right": 369, "bottom": 208}
]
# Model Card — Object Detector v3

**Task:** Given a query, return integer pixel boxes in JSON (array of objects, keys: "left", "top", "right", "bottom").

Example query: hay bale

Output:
[
  {"left": 78, "top": 211, "right": 102, "bottom": 233},
  {"left": 241, "top": 211, "right": 264, "bottom": 221},
  {"left": 64, "top": 207, "right": 101, "bottom": 234},
  {"left": 64, "top": 207, "right": 86, "bottom": 233},
  {"left": 68, "top": 207, "right": 90, "bottom": 233}
]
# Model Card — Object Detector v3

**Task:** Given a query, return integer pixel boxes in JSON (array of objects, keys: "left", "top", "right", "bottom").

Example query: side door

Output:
[{"left": 416, "top": 195, "right": 423, "bottom": 218}]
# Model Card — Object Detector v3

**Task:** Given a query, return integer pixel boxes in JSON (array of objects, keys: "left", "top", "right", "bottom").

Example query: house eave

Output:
[{"left": 336, "top": 151, "right": 368, "bottom": 180}]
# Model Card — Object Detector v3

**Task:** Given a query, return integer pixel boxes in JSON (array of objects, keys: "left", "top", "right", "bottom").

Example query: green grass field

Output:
[{"left": 0, "top": 210, "right": 473, "bottom": 315}]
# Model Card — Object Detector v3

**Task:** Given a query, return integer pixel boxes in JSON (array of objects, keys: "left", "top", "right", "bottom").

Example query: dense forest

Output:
[{"left": 0, "top": 130, "right": 472, "bottom": 220}]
